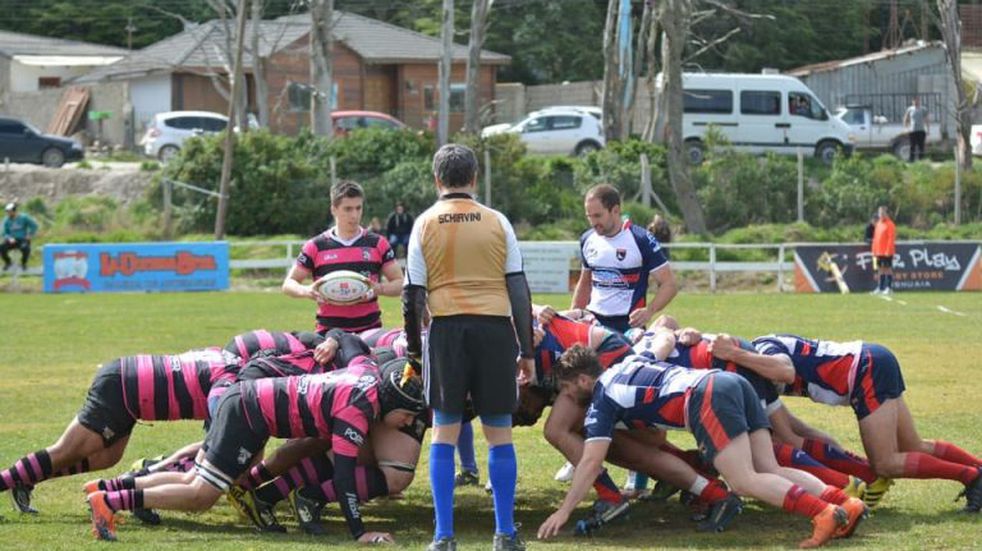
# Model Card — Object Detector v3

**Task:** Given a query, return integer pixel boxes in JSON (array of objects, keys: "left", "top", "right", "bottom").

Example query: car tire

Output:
[
  {"left": 158, "top": 145, "right": 180, "bottom": 163},
  {"left": 41, "top": 148, "right": 66, "bottom": 168},
  {"left": 574, "top": 141, "right": 601, "bottom": 157},
  {"left": 685, "top": 139, "right": 705, "bottom": 165},
  {"left": 892, "top": 138, "right": 910, "bottom": 161},
  {"left": 815, "top": 140, "right": 840, "bottom": 166}
]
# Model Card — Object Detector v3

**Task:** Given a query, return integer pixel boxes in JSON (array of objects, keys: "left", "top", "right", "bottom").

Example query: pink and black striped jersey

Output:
[
  {"left": 296, "top": 227, "right": 397, "bottom": 333},
  {"left": 223, "top": 329, "right": 323, "bottom": 366},
  {"left": 240, "top": 365, "right": 380, "bottom": 458},
  {"left": 119, "top": 348, "right": 239, "bottom": 421}
]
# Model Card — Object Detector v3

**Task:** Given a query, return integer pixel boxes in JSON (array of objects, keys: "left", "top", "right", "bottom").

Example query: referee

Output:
[{"left": 403, "top": 144, "right": 534, "bottom": 551}]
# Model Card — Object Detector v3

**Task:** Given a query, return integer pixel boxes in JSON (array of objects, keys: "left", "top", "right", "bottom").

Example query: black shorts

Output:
[
  {"left": 687, "top": 372, "right": 771, "bottom": 465},
  {"left": 399, "top": 412, "right": 431, "bottom": 444},
  {"left": 850, "top": 344, "right": 906, "bottom": 420},
  {"left": 424, "top": 315, "right": 519, "bottom": 416},
  {"left": 875, "top": 255, "right": 893, "bottom": 268},
  {"left": 77, "top": 361, "right": 136, "bottom": 447},
  {"left": 199, "top": 386, "right": 269, "bottom": 491}
]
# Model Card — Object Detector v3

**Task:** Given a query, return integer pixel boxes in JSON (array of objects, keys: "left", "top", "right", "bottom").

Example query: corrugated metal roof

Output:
[
  {"left": 0, "top": 29, "right": 127, "bottom": 58},
  {"left": 788, "top": 41, "right": 944, "bottom": 77}
]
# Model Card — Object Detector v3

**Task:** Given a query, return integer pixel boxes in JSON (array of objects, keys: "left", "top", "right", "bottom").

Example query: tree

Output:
[
  {"left": 936, "top": 0, "right": 973, "bottom": 170},
  {"left": 215, "top": 0, "right": 250, "bottom": 240},
  {"left": 438, "top": 0, "right": 454, "bottom": 145},
  {"left": 601, "top": 0, "right": 627, "bottom": 141},
  {"left": 309, "top": 0, "right": 335, "bottom": 137},
  {"left": 251, "top": 0, "right": 270, "bottom": 128},
  {"left": 463, "top": 0, "right": 492, "bottom": 135}
]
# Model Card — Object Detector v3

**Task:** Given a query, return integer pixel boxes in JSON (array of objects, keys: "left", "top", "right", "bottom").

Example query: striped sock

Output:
[
  {"left": 0, "top": 450, "right": 53, "bottom": 491},
  {"left": 903, "top": 452, "right": 980, "bottom": 484},
  {"left": 52, "top": 459, "right": 91, "bottom": 479},
  {"left": 819, "top": 485, "right": 850, "bottom": 505},
  {"left": 593, "top": 469, "right": 624, "bottom": 504},
  {"left": 782, "top": 484, "right": 831, "bottom": 518},
  {"left": 97, "top": 477, "right": 136, "bottom": 492},
  {"left": 103, "top": 489, "right": 144, "bottom": 512},
  {"left": 930, "top": 441, "right": 981, "bottom": 468},
  {"left": 239, "top": 463, "right": 275, "bottom": 490},
  {"left": 801, "top": 438, "right": 877, "bottom": 483},
  {"left": 774, "top": 442, "right": 851, "bottom": 488}
]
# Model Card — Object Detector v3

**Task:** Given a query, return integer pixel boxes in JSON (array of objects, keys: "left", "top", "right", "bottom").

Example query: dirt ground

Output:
[{"left": 0, "top": 162, "right": 154, "bottom": 206}]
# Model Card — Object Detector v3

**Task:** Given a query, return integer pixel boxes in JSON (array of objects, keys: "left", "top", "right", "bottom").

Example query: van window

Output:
[
  {"left": 789, "top": 92, "right": 827, "bottom": 120},
  {"left": 741, "top": 91, "right": 781, "bottom": 115},
  {"left": 683, "top": 89, "right": 732, "bottom": 114}
]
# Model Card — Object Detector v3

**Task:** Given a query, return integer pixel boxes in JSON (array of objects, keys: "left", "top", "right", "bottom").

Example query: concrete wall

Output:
[
  {"left": 9, "top": 61, "right": 100, "bottom": 93},
  {"left": 493, "top": 79, "right": 654, "bottom": 133},
  {"left": 1, "top": 87, "right": 63, "bottom": 132},
  {"left": 1, "top": 81, "right": 130, "bottom": 146}
]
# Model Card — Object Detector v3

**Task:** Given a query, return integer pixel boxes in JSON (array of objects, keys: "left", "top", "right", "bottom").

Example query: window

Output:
[
  {"left": 522, "top": 117, "right": 548, "bottom": 133},
  {"left": 549, "top": 115, "right": 582, "bottom": 130},
  {"left": 335, "top": 116, "right": 363, "bottom": 131},
  {"left": 364, "top": 116, "right": 397, "bottom": 129},
  {"left": 789, "top": 92, "right": 827, "bottom": 120},
  {"left": 683, "top": 89, "right": 733, "bottom": 114},
  {"left": 740, "top": 91, "right": 781, "bottom": 115},
  {"left": 449, "top": 83, "right": 466, "bottom": 112},
  {"left": 164, "top": 117, "right": 201, "bottom": 130},
  {"left": 842, "top": 108, "right": 865, "bottom": 125},
  {"left": 423, "top": 86, "right": 435, "bottom": 111},
  {"left": 0, "top": 120, "right": 25, "bottom": 135},
  {"left": 199, "top": 117, "right": 227, "bottom": 132},
  {"left": 288, "top": 82, "right": 312, "bottom": 112},
  {"left": 38, "top": 77, "right": 61, "bottom": 89}
]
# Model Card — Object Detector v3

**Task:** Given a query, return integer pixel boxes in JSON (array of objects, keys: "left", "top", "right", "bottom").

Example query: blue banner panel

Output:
[{"left": 43, "top": 242, "right": 229, "bottom": 293}]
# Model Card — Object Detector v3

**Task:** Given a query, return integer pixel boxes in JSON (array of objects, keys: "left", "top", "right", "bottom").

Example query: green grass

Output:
[{"left": 0, "top": 292, "right": 980, "bottom": 550}]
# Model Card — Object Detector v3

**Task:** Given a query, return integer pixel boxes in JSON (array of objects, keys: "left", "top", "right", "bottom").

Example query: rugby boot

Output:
[
  {"left": 131, "top": 507, "right": 161, "bottom": 525},
  {"left": 226, "top": 485, "right": 285, "bottom": 533},
  {"left": 10, "top": 483, "right": 37, "bottom": 514},
  {"left": 493, "top": 529, "right": 526, "bottom": 551},
  {"left": 841, "top": 476, "right": 866, "bottom": 500},
  {"left": 86, "top": 491, "right": 118, "bottom": 541},
  {"left": 696, "top": 494, "right": 743, "bottom": 533},
  {"left": 554, "top": 461, "right": 575, "bottom": 482},
  {"left": 288, "top": 487, "right": 327, "bottom": 535},
  {"left": 863, "top": 477, "right": 893, "bottom": 509},
  {"left": 574, "top": 499, "right": 630, "bottom": 536},
  {"left": 454, "top": 470, "right": 479, "bottom": 488},
  {"left": 799, "top": 504, "right": 847, "bottom": 549},
  {"left": 646, "top": 479, "right": 681, "bottom": 502},
  {"left": 834, "top": 497, "right": 869, "bottom": 538},
  {"left": 956, "top": 467, "right": 982, "bottom": 513},
  {"left": 426, "top": 537, "right": 458, "bottom": 551}
]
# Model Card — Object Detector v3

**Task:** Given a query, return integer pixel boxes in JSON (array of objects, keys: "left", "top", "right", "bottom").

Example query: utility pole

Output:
[
  {"left": 886, "top": 0, "right": 901, "bottom": 49},
  {"left": 438, "top": 0, "right": 453, "bottom": 145},
  {"left": 125, "top": 17, "right": 137, "bottom": 51},
  {"left": 214, "top": 0, "right": 249, "bottom": 240}
]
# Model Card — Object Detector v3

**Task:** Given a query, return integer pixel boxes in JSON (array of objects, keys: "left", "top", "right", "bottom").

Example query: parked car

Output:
[
  {"left": 332, "top": 111, "right": 406, "bottom": 136},
  {"left": 530, "top": 105, "right": 603, "bottom": 120},
  {"left": 970, "top": 125, "right": 982, "bottom": 157},
  {"left": 0, "top": 116, "right": 83, "bottom": 168},
  {"left": 481, "top": 110, "right": 605, "bottom": 156},
  {"left": 835, "top": 105, "right": 942, "bottom": 159},
  {"left": 141, "top": 111, "right": 231, "bottom": 162},
  {"left": 660, "top": 72, "right": 854, "bottom": 165}
]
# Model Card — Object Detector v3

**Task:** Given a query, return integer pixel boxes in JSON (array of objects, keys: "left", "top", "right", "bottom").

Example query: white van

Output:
[{"left": 675, "top": 73, "right": 854, "bottom": 164}]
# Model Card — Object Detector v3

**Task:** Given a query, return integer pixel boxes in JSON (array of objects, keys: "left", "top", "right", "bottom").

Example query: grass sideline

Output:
[{"left": 0, "top": 291, "right": 980, "bottom": 550}]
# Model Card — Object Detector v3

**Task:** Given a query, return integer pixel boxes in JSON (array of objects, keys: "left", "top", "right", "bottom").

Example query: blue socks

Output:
[
  {"left": 458, "top": 421, "right": 478, "bottom": 474},
  {"left": 430, "top": 442, "right": 456, "bottom": 540},
  {"left": 488, "top": 444, "right": 517, "bottom": 536}
]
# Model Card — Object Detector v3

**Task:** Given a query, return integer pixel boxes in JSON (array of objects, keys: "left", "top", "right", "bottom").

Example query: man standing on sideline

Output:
[
  {"left": 571, "top": 184, "right": 677, "bottom": 334},
  {"left": 903, "top": 97, "right": 929, "bottom": 162},
  {"left": 1, "top": 202, "right": 38, "bottom": 271},
  {"left": 403, "top": 144, "right": 535, "bottom": 551},
  {"left": 386, "top": 201, "right": 414, "bottom": 258},
  {"left": 871, "top": 205, "right": 896, "bottom": 295},
  {"left": 282, "top": 180, "right": 403, "bottom": 335}
]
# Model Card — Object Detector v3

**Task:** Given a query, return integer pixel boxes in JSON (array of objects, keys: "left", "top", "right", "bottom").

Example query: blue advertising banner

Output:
[{"left": 43, "top": 242, "right": 229, "bottom": 293}]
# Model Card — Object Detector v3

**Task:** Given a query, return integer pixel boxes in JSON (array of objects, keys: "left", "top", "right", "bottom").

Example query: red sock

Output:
[
  {"left": 699, "top": 479, "right": 729, "bottom": 504},
  {"left": 774, "top": 442, "right": 851, "bottom": 488},
  {"left": 903, "top": 453, "right": 980, "bottom": 484},
  {"left": 931, "top": 441, "right": 982, "bottom": 468},
  {"left": 782, "top": 484, "right": 830, "bottom": 518},
  {"left": 819, "top": 485, "right": 849, "bottom": 505},
  {"left": 659, "top": 442, "right": 713, "bottom": 478},
  {"left": 801, "top": 438, "right": 877, "bottom": 483},
  {"left": 593, "top": 469, "right": 623, "bottom": 504}
]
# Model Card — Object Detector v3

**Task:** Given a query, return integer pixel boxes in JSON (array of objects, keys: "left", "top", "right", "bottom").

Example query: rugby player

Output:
[
  {"left": 85, "top": 360, "right": 425, "bottom": 543},
  {"left": 537, "top": 346, "right": 867, "bottom": 548},
  {"left": 0, "top": 348, "right": 238, "bottom": 514},
  {"left": 222, "top": 329, "right": 325, "bottom": 366},
  {"left": 712, "top": 334, "right": 982, "bottom": 512}
]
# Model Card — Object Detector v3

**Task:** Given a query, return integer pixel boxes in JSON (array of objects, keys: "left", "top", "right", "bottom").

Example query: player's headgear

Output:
[
  {"left": 378, "top": 358, "right": 425, "bottom": 416},
  {"left": 4, "top": 202, "right": 16, "bottom": 211}
]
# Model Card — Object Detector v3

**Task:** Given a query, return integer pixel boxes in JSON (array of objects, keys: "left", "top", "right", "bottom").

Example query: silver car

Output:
[{"left": 141, "top": 111, "right": 229, "bottom": 162}]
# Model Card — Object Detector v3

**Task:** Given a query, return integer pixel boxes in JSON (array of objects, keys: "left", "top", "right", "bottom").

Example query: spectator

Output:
[
  {"left": 1, "top": 202, "right": 38, "bottom": 271},
  {"left": 871, "top": 205, "right": 896, "bottom": 295},
  {"left": 386, "top": 201, "right": 414, "bottom": 258},
  {"left": 903, "top": 97, "right": 929, "bottom": 162},
  {"left": 369, "top": 216, "right": 383, "bottom": 234},
  {"left": 647, "top": 214, "right": 672, "bottom": 260},
  {"left": 864, "top": 212, "right": 878, "bottom": 246}
]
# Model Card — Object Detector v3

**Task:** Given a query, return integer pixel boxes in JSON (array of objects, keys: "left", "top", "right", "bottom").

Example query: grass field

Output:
[{"left": 0, "top": 291, "right": 980, "bottom": 550}]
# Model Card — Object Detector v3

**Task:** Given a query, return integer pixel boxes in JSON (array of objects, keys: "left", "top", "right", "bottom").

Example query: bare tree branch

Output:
[{"left": 685, "top": 27, "right": 741, "bottom": 62}]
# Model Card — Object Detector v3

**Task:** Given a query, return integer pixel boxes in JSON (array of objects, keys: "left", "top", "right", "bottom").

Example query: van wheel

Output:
[
  {"left": 41, "top": 148, "right": 65, "bottom": 168},
  {"left": 685, "top": 140, "right": 705, "bottom": 165},
  {"left": 575, "top": 141, "right": 601, "bottom": 156},
  {"left": 892, "top": 138, "right": 910, "bottom": 161},
  {"left": 815, "top": 140, "right": 840, "bottom": 165},
  {"left": 158, "top": 145, "right": 180, "bottom": 163}
]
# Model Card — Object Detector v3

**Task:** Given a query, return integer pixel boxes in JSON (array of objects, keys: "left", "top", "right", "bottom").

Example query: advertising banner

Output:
[
  {"left": 794, "top": 242, "right": 981, "bottom": 293},
  {"left": 519, "top": 241, "right": 580, "bottom": 293},
  {"left": 43, "top": 242, "right": 229, "bottom": 293}
]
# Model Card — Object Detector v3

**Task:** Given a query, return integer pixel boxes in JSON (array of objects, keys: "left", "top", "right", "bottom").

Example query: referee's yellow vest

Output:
[{"left": 416, "top": 197, "right": 510, "bottom": 317}]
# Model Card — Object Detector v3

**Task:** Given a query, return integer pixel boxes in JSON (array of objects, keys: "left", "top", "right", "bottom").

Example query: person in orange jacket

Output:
[{"left": 871, "top": 206, "right": 896, "bottom": 294}]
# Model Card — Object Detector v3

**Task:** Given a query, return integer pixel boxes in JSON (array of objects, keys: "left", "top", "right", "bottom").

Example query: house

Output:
[
  {"left": 74, "top": 11, "right": 510, "bottom": 135},
  {"left": 0, "top": 30, "right": 127, "bottom": 95},
  {"left": 787, "top": 41, "right": 956, "bottom": 138}
]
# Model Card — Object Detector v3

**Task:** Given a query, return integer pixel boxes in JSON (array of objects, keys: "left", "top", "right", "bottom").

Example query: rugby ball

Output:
[{"left": 314, "top": 271, "right": 372, "bottom": 304}]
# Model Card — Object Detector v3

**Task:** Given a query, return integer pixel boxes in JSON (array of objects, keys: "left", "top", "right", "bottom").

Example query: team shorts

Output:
[
  {"left": 590, "top": 312, "right": 631, "bottom": 334},
  {"left": 849, "top": 343, "right": 906, "bottom": 420},
  {"left": 687, "top": 372, "right": 771, "bottom": 465},
  {"left": 198, "top": 386, "right": 269, "bottom": 492},
  {"left": 424, "top": 315, "right": 519, "bottom": 416},
  {"left": 875, "top": 255, "right": 893, "bottom": 269},
  {"left": 77, "top": 361, "right": 136, "bottom": 447},
  {"left": 399, "top": 412, "right": 431, "bottom": 444}
]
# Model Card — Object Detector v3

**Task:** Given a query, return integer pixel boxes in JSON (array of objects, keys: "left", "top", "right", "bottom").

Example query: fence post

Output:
[
  {"left": 640, "top": 153, "right": 651, "bottom": 208},
  {"left": 163, "top": 179, "right": 173, "bottom": 239},
  {"left": 286, "top": 242, "right": 293, "bottom": 276},
  {"left": 954, "top": 146, "right": 962, "bottom": 226},
  {"left": 797, "top": 147, "right": 804, "bottom": 223},
  {"left": 484, "top": 148, "right": 492, "bottom": 207},
  {"left": 777, "top": 243, "right": 785, "bottom": 292},
  {"left": 709, "top": 243, "right": 717, "bottom": 293}
]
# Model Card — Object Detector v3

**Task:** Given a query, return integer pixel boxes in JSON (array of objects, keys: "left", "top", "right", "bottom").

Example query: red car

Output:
[{"left": 332, "top": 111, "right": 406, "bottom": 136}]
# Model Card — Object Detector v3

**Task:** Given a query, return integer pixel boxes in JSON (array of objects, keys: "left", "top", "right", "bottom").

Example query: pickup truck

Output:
[{"left": 835, "top": 105, "right": 941, "bottom": 159}]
